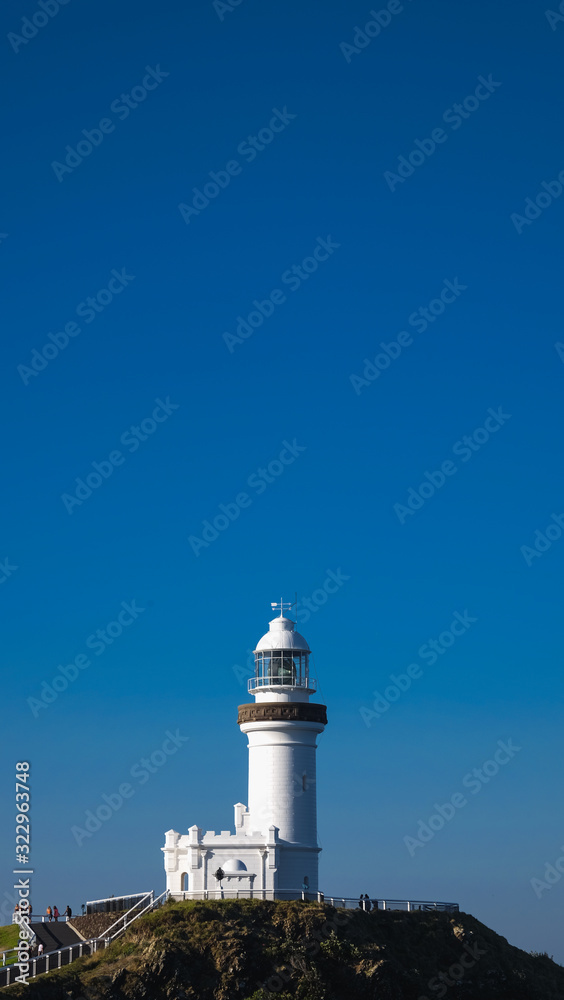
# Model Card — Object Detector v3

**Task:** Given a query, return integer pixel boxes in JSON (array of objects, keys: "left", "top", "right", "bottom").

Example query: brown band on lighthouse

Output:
[{"left": 237, "top": 702, "right": 328, "bottom": 726}]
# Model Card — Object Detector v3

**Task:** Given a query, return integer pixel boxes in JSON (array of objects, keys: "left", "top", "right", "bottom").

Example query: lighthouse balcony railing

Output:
[{"left": 248, "top": 676, "right": 317, "bottom": 693}]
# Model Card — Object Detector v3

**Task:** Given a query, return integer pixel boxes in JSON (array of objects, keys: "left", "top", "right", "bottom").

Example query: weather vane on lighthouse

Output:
[{"left": 270, "top": 598, "right": 295, "bottom": 617}]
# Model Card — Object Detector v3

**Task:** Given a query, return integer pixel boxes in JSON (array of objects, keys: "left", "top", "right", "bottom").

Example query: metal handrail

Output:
[
  {"left": 86, "top": 892, "right": 153, "bottom": 906},
  {"left": 1, "top": 949, "right": 19, "bottom": 967},
  {"left": 106, "top": 889, "right": 169, "bottom": 943},
  {"left": 170, "top": 890, "right": 459, "bottom": 912},
  {"left": 0, "top": 938, "right": 99, "bottom": 987},
  {"left": 13, "top": 911, "right": 70, "bottom": 924},
  {"left": 247, "top": 676, "right": 317, "bottom": 692},
  {"left": 35, "top": 915, "right": 71, "bottom": 924},
  {"left": 101, "top": 891, "right": 154, "bottom": 939}
]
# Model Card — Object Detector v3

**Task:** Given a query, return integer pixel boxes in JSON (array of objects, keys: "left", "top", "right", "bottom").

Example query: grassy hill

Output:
[
  {"left": 3, "top": 898, "right": 563, "bottom": 999},
  {"left": 0, "top": 924, "right": 20, "bottom": 966}
]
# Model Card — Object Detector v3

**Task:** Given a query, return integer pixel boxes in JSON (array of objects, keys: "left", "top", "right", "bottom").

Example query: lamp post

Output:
[{"left": 213, "top": 868, "right": 225, "bottom": 898}]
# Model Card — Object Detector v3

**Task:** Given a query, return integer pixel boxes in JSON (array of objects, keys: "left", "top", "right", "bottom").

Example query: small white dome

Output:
[
  {"left": 255, "top": 616, "right": 310, "bottom": 652},
  {"left": 223, "top": 858, "right": 247, "bottom": 872}
]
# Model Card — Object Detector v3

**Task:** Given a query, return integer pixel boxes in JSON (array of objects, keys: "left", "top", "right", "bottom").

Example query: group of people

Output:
[
  {"left": 45, "top": 905, "right": 72, "bottom": 922},
  {"left": 358, "top": 894, "right": 378, "bottom": 911},
  {"left": 12, "top": 902, "right": 73, "bottom": 959}
]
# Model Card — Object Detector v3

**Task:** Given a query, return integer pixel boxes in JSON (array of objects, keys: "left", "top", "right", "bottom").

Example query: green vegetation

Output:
[
  {"left": 3, "top": 898, "right": 564, "bottom": 999},
  {"left": 0, "top": 924, "right": 21, "bottom": 966}
]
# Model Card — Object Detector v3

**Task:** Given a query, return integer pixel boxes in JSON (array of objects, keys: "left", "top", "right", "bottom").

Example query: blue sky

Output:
[{"left": 2, "top": 0, "right": 564, "bottom": 965}]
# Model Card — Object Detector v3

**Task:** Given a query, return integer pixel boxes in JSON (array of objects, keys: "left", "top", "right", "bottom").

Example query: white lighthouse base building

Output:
[
  {"left": 163, "top": 608, "right": 327, "bottom": 899},
  {"left": 163, "top": 807, "right": 321, "bottom": 899}
]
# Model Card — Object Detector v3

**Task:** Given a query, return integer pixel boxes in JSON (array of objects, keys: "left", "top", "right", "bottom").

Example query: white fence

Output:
[
  {"left": 86, "top": 891, "right": 154, "bottom": 915},
  {"left": 171, "top": 889, "right": 459, "bottom": 911},
  {"left": 0, "top": 939, "right": 101, "bottom": 987}
]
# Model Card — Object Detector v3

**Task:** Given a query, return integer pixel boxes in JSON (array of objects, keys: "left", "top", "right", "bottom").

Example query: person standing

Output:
[
  {"left": 64, "top": 905, "right": 72, "bottom": 920},
  {"left": 365, "top": 896, "right": 372, "bottom": 912},
  {"left": 53, "top": 906, "right": 59, "bottom": 922},
  {"left": 46, "top": 906, "right": 52, "bottom": 922},
  {"left": 37, "top": 943, "right": 44, "bottom": 957}
]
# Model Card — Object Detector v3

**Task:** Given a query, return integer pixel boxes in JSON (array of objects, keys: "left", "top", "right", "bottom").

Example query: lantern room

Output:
[{"left": 248, "top": 610, "right": 316, "bottom": 701}]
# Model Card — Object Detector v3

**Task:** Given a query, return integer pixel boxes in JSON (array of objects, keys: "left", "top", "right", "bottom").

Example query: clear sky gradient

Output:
[{"left": 2, "top": 0, "right": 563, "bottom": 965}]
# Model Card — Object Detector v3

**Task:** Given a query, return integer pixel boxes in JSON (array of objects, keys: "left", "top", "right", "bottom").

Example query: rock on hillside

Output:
[
  {"left": 68, "top": 912, "right": 127, "bottom": 941},
  {"left": 3, "top": 898, "right": 563, "bottom": 1000}
]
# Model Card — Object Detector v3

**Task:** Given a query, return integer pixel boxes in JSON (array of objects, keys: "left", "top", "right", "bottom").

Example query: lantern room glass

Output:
[{"left": 254, "top": 650, "right": 309, "bottom": 687}]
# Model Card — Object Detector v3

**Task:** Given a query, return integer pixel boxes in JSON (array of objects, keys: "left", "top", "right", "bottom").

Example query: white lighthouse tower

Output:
[{"left": 162, "top": 602, "right": 327, "bottom": 898}]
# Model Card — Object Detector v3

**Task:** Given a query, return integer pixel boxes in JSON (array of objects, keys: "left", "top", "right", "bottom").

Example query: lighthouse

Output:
[{"left": 162, "top": 602, "right": 327, "bottom": 898}]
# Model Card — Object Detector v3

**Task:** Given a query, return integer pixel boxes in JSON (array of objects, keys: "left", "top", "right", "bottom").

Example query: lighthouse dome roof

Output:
[{"left": 255, "top": 616, "right": 310, "bottom": 652}]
